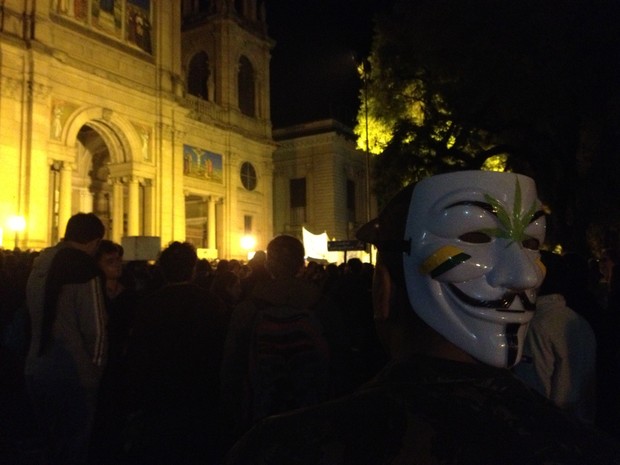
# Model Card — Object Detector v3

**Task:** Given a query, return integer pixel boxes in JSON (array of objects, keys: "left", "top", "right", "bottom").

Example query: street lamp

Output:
[
  {"left": 359, "top": 58, "right": 373, "bottom": 263},
  {"left": 240, "top": 234, "right": 256, "bottom": 261},
  {"left": 8, "top": 215, "right": 26, "bottom": 250}
]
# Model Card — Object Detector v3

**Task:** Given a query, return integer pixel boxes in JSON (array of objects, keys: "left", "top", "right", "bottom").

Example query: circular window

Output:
[{"left": 240, "top": 162, "right": 257, "bottom": 191}]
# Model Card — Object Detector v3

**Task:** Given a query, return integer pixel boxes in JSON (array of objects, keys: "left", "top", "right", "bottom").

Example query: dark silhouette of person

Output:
[
  {"left": 220, "top": 235, "right": 334, "bottom": 449},
  {"left": 125, "top": 241, "right": 227, "bottom": 464},
  {"left": 24, "top": 213, "right": 107, "bottom": 465}
]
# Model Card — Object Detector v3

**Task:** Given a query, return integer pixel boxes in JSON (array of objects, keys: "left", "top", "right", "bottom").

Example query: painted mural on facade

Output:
[
  {"left": 52, "top": 0, "right": 152, "bottom": 53},
  {"left": 126, "top": 0, "right": 152, "bottom": 53},
  {"left": 183, "top": 145, "right": 223, "bottom": 183}
]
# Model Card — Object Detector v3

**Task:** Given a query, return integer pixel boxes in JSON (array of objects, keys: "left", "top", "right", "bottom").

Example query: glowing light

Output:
[
  {"left": 481, "top": 155, "right": 508, "bottom": 172},
  {"left": 240, "top": 235, "right": 256, "bottom": 251},
  {"left": 240, "top": 235, "right": 257, "bottom": 261},
  {"left": 7, "top": 215, "right": 26, "bottom": 249},
  {"left": 8, "top": 215, "right": 26, "bottom": 232}
]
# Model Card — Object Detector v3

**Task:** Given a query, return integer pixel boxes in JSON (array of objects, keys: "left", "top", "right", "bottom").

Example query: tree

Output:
[{"left": 356, "top": 0, "right": 620, "bottom": 253}]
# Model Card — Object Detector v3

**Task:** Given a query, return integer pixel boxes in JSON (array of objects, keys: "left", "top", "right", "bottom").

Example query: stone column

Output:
[
  {"left": 58, "top": 162, "right": 73, "bottom": 236},
  {"left": 207, "top": 195, "right": 216, "bottom": 249},
  {"left": 127, "top": 176, "right": 141, "bottom": 236},
  {"left": 111, "top": 178, "right": 124, "bottom": 243},
  {"left": 78, "top": 187, "right": 93, "bottom": 213},
  {"left": 143, "top": 179, "right": 154, "bottom": 236}
]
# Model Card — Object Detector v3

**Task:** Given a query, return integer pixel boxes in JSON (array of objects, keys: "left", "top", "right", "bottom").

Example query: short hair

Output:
[
  {"left": 248, "top": 250, "right": 267, "bottom": 269},
  {"left": 266, "top": 235, "right": 305, "bottom": 278},
  {"left": 157, "top": 241, "right": 197, "bottom": 283},
  {"left": 95, "top": 240, "right": 124, "bottom": 261},
  {"left": 63, "top": 213, "right": 105, "bottom": 244},
  {"left": 346, "top": 258, "right": 363, "bottom": 274},
  {"left": 210, "top": 270, "right": 240, "bottom": 296}
]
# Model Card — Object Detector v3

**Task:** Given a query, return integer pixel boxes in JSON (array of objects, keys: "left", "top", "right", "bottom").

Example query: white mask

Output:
[{"left": 402, "top": 171, "right": 546, "bottom": 367}]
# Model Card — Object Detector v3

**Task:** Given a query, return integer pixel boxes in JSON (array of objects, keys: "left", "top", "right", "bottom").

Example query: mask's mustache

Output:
[{"left": 448, "top": 284, "right": 536, "bottom": 311}]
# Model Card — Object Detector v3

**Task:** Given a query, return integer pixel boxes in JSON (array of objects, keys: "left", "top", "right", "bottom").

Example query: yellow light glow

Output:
[
  {"left": 354, "top": 115, "right": 393, "bottom": 155},
  {"left": 7, "top": 215, "right": 26, "bottom": 232},
  {"left": 240, "top": 235, "right": 256, "bottom": 251},
  {"left": 481, "top": 155, "right": 508, "bottom": 172}
]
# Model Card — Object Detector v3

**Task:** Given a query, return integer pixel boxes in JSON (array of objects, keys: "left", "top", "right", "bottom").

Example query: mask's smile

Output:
[{"left": 447, "top": 284, "right": 536, "bottom": 312}]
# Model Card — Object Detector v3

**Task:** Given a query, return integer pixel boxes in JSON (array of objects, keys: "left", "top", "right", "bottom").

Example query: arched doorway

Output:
[
  {"left": 75, "top": 125, "right": 113, "bottom": 236},
  {"left": 49, "top": 123, "right": 115, "bottom": 243}
]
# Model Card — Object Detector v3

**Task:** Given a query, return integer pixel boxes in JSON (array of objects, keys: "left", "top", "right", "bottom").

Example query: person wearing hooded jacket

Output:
[{"left": 24, "top": 213, "right": 107, "bottom": 465}]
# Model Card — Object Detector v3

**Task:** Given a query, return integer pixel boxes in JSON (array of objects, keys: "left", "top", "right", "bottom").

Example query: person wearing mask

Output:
[{"left": 225, "top": 170, "right": 620, "bottom": 464}]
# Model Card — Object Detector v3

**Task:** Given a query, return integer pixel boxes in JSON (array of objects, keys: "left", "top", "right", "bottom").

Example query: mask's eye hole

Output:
[
  {"left": 459, "top": 231, "right": 492, "bottom": 243},
  {"left": 522, "top": 237, "right": 540, "bottom": 250}
]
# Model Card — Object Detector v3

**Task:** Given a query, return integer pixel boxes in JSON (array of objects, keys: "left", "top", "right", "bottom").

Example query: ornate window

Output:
[{"left": 240, "top": 162, "right": 257, "bottom": 191}]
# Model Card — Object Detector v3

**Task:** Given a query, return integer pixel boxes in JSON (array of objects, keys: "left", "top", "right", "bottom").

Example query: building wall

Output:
[
  {"left": 273, "top": 119, "right": 376, "bottom": 242},
  {"left": 0, "top": 0, "right": 275, "bottom": 259}
]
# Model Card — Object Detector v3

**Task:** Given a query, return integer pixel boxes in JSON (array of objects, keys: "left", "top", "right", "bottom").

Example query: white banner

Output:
[{"left": 302, "top": 227, "right": 372, "bottom": 264}]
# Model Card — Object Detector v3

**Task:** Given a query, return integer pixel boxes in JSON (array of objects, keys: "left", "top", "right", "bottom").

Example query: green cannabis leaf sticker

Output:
[{"left": 481, "top": 179, "right": 538, "bottom": 245}]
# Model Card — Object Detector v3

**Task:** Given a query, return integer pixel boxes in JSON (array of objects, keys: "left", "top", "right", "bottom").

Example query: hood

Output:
[{"left": 28, "top": 243, "right": 65, "bottom": 288}]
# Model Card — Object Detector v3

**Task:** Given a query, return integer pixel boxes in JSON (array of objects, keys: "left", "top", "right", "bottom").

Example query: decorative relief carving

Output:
[
  {"left": 131, "top": 122, "right": 152, "bottom": 161},
  {"left": 61, "top": 161, "right": 75, "bottom": 172},
  {"left": 31, "top": 81, "right": 52, "bottom": 102},
  {"left": 0, "top": 76, "right": 22, "bottom": 99},
  {"left": 50, "top": 100, "right": 78, "bottom": 140}
]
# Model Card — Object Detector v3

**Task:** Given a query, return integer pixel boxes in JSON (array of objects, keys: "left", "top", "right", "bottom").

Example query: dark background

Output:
[{"left": 265, "top": 1, "right": 394, "bottom": 129}]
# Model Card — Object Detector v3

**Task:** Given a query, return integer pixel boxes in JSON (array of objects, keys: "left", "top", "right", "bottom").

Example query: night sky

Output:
[{"left": 265, "top": 1, "right": 394, "bottom": 129}]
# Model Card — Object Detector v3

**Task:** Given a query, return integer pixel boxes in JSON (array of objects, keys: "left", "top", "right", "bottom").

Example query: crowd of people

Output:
[
  {"left": 2, "top": 170, "right": 620, "bottom": 464},
  {"left": 0, "top": 221, "right": 386, "bottom": 464}
]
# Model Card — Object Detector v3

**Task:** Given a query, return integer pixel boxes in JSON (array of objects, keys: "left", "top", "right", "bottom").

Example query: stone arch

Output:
[
  {"left": 52, "top": 106, "right": 146, "bottom": 238},
  {"left": 187, "top": 50, "right": 211, "bottom": 100},
  {"left": 63, "top": 106, "right": 143, "bottom": 164}
]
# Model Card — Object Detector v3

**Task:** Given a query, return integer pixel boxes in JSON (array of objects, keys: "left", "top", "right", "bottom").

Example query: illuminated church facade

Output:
[{"left": 0, "top": 0, "right": 373, "bottom": 260}]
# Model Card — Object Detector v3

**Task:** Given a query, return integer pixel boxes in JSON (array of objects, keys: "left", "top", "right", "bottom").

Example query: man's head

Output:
[
  {"left": 357, "top": 171, "right": 546, "bottom": 368},
  {"left": 95, "top": 240, "right": 124, "bottom": 281},
  {"left": 63, "top": 213, "right": 105, "bottom": 255},
  {"left": 249, "top": 250, "right": 267, "bottom": 270},
  {"left": 158, "top": 241, "right": 197, "bottom": 283},
  {"left": 266, "top": 235, "right": 305, "bottom": 279}
]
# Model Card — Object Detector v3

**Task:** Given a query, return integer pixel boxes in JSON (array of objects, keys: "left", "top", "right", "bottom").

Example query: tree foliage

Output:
[{"left": 356, "top": 0, "right": 620, "bottom": 252}]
